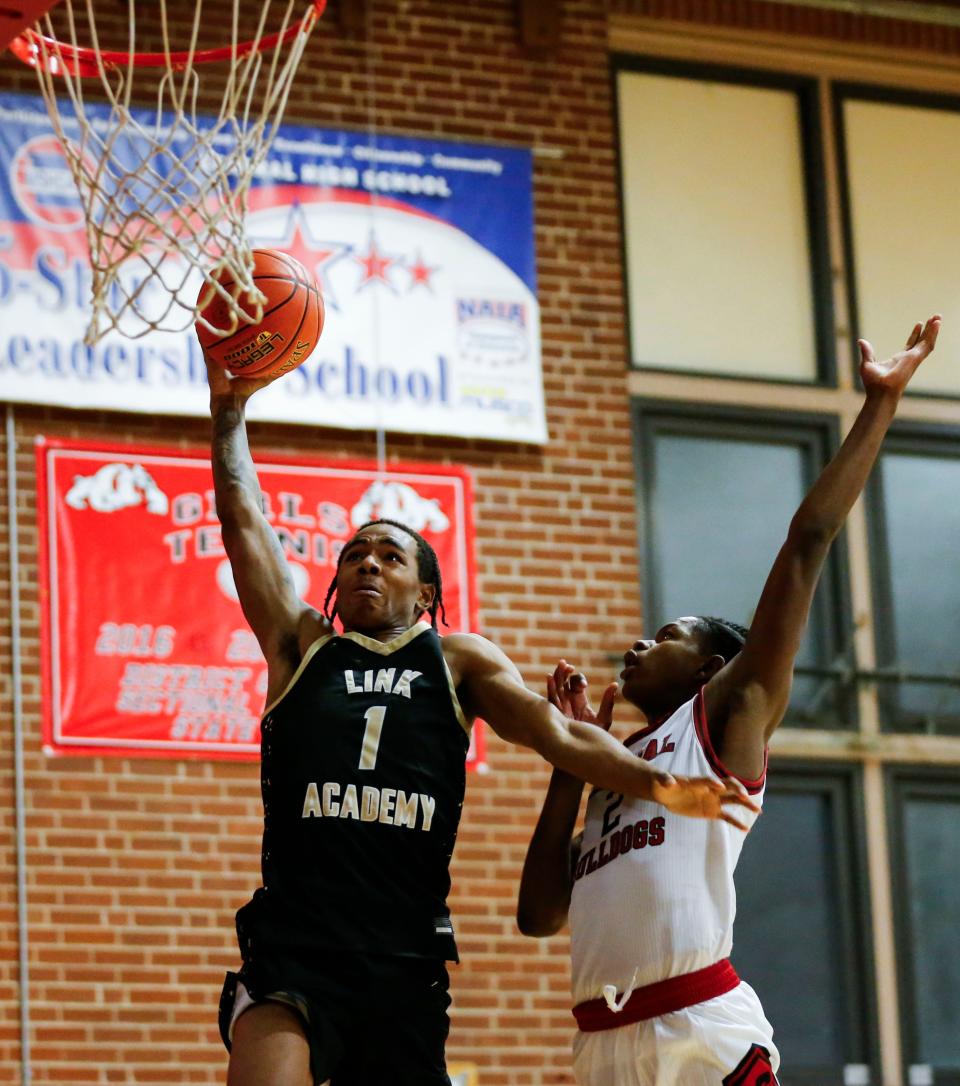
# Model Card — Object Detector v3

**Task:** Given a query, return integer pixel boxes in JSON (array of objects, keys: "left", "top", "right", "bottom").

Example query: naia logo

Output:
[
  {"left": 455, "top": 297, "right": 529, "bottom": 367},
  {"left": 456, "top": 298, "right": 526, "bottom": 328},
  {"left": 11, "top": 135, "right": 86, "bottom": 233},
  {"left": 65, "top": 463, "right": 169, "bottom": 515},
  {"left": 350, "top": 480, "right": 450, "bottom": 535}
]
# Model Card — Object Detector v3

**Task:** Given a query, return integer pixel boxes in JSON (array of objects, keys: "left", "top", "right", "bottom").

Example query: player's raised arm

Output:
[
  {"left": 204, "top": 354, "right": 322, "bottom": 696},
  {"left": 444, "top": 635, "right": 758, "bottom": 825},
  {"left": 704, "top": 315, "right": 942, "bottom": 778},
  {"left": 516, "top": 665, "right": 609, "bottom": 936}
]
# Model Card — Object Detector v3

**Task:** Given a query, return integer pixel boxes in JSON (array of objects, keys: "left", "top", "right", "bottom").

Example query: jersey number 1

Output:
[{"left": 359, "top": 705, "right": 387, "bottom": 770}]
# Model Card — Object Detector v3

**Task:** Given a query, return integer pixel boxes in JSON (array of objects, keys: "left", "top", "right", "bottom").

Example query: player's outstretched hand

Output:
[
  {"left": 859, "top": 314, "right": 941, "bottom": 399},
  {"left": 651, "top": 775, "right": 760, "bottom": 832},
  {"left": 547, "top": 660, "right": 617, "bottom": 733},
  {"left": 202, "top": 347, "right": 277, "bottom": 405}
]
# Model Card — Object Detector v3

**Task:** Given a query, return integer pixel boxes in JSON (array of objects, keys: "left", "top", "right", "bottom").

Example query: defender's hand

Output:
[
  {"left": 859, "top": 315, "right": 941, "bottom": 399},
  {"left": 651, "top": 775, "right": 761, "bottom": 832},
  {"left": 547, "top": 661, "right": 617, "bottom": 733}
]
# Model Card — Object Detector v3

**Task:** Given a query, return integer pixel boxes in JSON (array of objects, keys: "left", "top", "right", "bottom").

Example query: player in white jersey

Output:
[{"left": 517, "top": 315, "right": 942, "bottom": 1086}]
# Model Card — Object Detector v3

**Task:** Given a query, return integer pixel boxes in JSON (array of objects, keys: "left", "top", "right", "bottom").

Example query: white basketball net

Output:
[{"left": 21, "top": 0, "right": 325, "bottom": 344}]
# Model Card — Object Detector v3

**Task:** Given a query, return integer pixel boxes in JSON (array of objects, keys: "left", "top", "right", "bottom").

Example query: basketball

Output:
[{"left": 195, "top": 248, "right": 324, "bottom": 380}]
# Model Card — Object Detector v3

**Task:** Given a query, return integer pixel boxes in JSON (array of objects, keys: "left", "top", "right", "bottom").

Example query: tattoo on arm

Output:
[{"left": 211, "top": 400, "right": 262, "bottom": 502}]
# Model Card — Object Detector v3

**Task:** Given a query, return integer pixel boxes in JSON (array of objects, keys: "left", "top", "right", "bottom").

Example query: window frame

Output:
[
  {"left": 631, "top": 400, "right": 855, "bottom": 728},
  {"left": 610, "top": 20, "right": 960, "bottom": 1084},
  {"left": 886, "top": 766, "right": 960, "bottom": 1084},
  {"left": 833, "top": 80, "right": 960, "bottom": 400},
  {"left": 866, "top": 421, "right": 960, "bottom": 735},
  {"left": 612, "top": 53, "right": 837, "bottom": 387}
]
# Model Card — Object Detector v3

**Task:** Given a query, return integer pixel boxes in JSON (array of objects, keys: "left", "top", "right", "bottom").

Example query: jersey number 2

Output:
[
  {"left": 359, "top": 705, "right": 387, "bottom": 770},
  {"left": 602, "top": 793, "right": 623, "bottom": 836}
]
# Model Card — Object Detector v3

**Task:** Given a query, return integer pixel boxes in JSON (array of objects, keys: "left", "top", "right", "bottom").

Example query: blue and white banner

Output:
[{"left": 0, "top": 93, "right": 546, "bottom": 443}]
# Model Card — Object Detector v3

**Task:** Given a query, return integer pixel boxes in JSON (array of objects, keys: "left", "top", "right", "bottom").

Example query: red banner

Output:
[{"left": 37, "top": 438, "right": 483, "bottom": 765}]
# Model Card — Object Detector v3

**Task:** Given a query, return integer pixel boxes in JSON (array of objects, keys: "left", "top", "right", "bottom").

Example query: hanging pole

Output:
[
  {"left": 6, "top": 405, "right": 32, "bottom": 1086},
  {"left": 363, "top": 0, "right": 387, "bottom": 477}
]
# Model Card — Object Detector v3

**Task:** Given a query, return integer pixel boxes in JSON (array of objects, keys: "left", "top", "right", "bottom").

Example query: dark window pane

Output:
[
  {"left": 735, "top": 791, "right": 844, "bottom": 1063},
  {"left": 874, "top": 447, "right": 960, "bottom": 732},
  {"left": 902, "top": 793, "right": 960, "bottom": 1068},
  {"left": 733, "top": 771, "right": 874, "bottom": 1083},
  {"left": 643, "top": 418, "right": 849, "bottom": 725},
  {"left": 652, "top": 434, "right": 806, "bottom": 620}
]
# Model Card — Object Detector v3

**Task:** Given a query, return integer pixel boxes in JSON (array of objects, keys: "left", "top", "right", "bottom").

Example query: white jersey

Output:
[{"left": 569, "top": 693, "right": 765, "bottom": 1006}]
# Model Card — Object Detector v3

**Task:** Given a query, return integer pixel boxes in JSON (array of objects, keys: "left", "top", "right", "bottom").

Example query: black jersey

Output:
[{"left": 236, "top": 623, "right": 469, "bottom": 964}]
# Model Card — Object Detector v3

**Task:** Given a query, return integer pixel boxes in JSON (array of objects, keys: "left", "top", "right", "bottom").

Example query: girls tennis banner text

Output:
[{"left": 37, "top": 438, "right": 484, "bottom": 765}]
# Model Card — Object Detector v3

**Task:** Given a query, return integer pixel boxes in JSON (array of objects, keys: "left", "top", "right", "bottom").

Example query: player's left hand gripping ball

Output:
[{"left": 195, "top": 248, "right": 324, "bottom": 380}]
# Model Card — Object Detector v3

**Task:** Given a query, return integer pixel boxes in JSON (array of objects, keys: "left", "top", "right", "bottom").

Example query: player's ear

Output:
[
  {"left": 696, "top": 654, "right": 726, "bottom": 684},
  {"left": 417, "top": 582, "right": 436, "bottom": 613}
]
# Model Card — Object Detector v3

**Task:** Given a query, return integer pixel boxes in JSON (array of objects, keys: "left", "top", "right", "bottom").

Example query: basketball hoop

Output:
[{"left": 9, "top": 0, "right": 327, "bottom": 344}]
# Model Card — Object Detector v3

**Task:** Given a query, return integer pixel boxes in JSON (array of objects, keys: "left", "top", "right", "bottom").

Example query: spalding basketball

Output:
[{"left": 195, "top": 249, "right": 324, "bottom": 380}]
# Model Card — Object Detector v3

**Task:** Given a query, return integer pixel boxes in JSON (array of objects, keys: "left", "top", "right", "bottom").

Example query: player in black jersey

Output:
[{"left": 202, "top": 356, "right": 758, "bottom": 1086}]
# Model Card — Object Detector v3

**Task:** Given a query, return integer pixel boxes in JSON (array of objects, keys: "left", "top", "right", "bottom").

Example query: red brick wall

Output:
[
  {"left": 1, "top": 2, "right": 958, "bottom": 1084},
  {"left": 0, "top": 2, "right": 645, "bottom": 1083}
]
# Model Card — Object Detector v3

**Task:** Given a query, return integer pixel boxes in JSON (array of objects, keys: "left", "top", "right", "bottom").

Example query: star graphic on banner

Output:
[
  {"left": 354, "top": 232, "right": 400, "bottom": 292},
  {"left": 253, "top": 203, "right": 351, "bottom": 311},
  {"left": 406, "top": 249, "right": 439, "bottom": 291}
]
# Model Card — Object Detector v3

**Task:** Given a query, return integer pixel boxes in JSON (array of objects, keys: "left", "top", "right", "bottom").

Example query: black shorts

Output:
[{"left": 219, "top": 951, "right": 452, "bottom": 1086}]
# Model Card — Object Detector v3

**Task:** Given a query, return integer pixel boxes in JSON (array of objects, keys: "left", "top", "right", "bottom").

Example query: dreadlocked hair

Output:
[
  {"left": 323, "top": 518, "right": 447, "bottom": 629},
  {"left": 694, "top": 616, "right": 749, "bottom": 665}
]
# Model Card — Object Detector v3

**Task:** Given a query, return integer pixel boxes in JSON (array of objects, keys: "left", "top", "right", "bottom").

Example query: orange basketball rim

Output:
[
  {"left": 0, "top": 0, "right": 329, "bottom": 345},
  {"left": 5, "top": 0, "right": 327, "bottom": 77}
]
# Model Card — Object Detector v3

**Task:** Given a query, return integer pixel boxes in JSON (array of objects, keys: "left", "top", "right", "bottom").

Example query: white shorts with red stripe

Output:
[{"left": 572, "top": 981, "right": 779, "bottom": 1086}]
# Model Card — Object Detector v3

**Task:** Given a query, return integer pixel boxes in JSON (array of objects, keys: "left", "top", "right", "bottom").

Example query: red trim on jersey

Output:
[
  {"left": 623, "top": 711, "right": 671, "bottom": 748},
  {"left": 623, "top": 723, "right": 659, "bottom": 747},
  {"left": 693, "top": 693, "right": 767, "bottom": 795},
  {"left": 573, "top": 959, "right": 740, "bottom": 1032}
]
